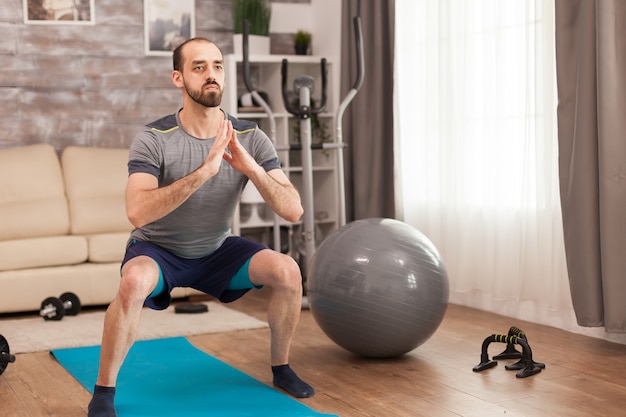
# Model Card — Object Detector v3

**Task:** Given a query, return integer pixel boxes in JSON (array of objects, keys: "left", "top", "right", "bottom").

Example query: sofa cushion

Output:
[
  {"left": 61, "top": 146, "right": 133, "bottom": 235},
  {"left": 87, "top": 232, "right": 130, "bottom": 263},
  {"left": 0, "top": 264, "right": 202, "bottom": 314},
  {"left": 0, "top": 236, "right": 88, "bottom": 271},
  {"left": 0, "top": 144, "right": 70, "bottom": 241},
  {"left": 0, "top": 263, "right": 122, "bottom": 313}
]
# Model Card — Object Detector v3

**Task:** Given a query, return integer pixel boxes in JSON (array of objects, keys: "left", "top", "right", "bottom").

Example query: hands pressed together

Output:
[{"left": 205, "top": 119, "right": 258, "bottom": 178}]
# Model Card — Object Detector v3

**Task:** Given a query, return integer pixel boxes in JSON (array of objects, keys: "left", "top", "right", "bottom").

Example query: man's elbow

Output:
[
  {"left": 126, "top": 207, "right": 146, "bottom": 229},
  {"left": 284, "top": 205, "right": 304, "bottom": 223}
]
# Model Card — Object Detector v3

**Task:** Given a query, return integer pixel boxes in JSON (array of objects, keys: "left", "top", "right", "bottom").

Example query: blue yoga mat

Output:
[{"left": 52, "top": 337, "right": 338, "bottom": 417}]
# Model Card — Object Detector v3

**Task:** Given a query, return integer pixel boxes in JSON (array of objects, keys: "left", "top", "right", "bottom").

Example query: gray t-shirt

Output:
[{"left": 127, "top": 109, "right": 280, "bottom": 259}]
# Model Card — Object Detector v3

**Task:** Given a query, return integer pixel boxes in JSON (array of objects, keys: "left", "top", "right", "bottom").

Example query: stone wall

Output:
[{"left": 0, "top": 0, "right": 309, "bottom": 151}]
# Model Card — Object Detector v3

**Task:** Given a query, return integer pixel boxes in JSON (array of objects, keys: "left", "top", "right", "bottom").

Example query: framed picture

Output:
[
  {"left": 24, "top": 0, "right": 95, "bottom": 25},
  {"left": 144, "top": 0, "right": 195, "bottom": 56}
]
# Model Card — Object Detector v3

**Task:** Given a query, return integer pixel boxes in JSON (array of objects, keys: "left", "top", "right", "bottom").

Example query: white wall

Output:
[
  {"left": 270, "top": 0, "right": 341, "bottom": 109},
  {"left": 270, "top": 0, "right": 340, "bottom": 59}
]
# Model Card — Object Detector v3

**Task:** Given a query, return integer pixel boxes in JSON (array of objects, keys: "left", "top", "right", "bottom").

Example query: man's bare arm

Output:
[
  {"left": 223, "top": 129, "right": 303, "bottom": 223},
  {"left": 125, "top": 168, "right": 209, "bottom": 228},
  {"left": 249, "top": 167, "right": 303, "bottom": 223}
]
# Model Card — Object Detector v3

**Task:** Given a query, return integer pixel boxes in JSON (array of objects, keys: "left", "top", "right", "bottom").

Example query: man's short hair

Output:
[{"left": 172, "top": 38, "right": 221, "bottom": 71}]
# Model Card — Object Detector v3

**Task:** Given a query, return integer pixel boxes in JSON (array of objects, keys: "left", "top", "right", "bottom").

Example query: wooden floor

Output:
[{"left": 2, "top": 288, "right": 626, "bottom": 417}]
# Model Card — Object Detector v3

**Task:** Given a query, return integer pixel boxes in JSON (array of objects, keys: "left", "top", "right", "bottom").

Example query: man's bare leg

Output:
[
  {"left": 88, "top": 257, "right": 159, "bottom": 417},
  {"left": 249, "top": 250, "right": 314, "bottom": 398}
]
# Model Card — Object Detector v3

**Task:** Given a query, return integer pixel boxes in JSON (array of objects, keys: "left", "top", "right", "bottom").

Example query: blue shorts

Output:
[{"left": 121, "top": 237, "right": 267, "bottom": 310}]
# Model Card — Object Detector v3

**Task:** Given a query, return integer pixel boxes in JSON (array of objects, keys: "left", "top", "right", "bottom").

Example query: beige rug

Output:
[{"left": 0, "top": 302, "right": 268, "bottom": 354}]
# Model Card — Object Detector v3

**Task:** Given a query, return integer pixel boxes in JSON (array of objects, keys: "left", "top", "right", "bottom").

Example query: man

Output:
[{"left": 87, "top": 38, "right": 314, "bottom": 417}]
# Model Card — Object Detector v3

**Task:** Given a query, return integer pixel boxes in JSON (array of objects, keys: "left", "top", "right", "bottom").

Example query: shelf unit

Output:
[{"left": 222, "top": 54, "right": 340, "bottom": 257}]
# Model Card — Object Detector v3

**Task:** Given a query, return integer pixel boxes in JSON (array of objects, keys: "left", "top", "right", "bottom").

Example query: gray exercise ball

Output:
[{"left": 307, "top": 218, "right": 449, "bottom": 358}]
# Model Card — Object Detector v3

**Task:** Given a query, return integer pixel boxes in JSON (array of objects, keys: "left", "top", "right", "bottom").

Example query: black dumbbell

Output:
[
  {"left": 0, "top": 335, "right": 16, "bottom": 376},
  {"left": 40, "top": 292, "right": 81, "bottom": 321}
]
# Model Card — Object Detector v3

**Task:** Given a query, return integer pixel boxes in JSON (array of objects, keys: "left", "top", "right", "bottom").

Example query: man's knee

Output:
[
  {"left": 274, "top": 255, "right": 302, "bottom": 291},
  {"left": 252, "top": 251, "right": 302, "bottom": 291},
  {"left": 118, "top": 256, "right": 160, "bottom": 301}
]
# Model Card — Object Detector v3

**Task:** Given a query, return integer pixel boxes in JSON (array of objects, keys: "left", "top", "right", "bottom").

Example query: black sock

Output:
[
  {"left": 88, "top": 385, "right": 117, "bottom": 417},
  {"left": 272, "top": 364, "right": 315, "bottom": 398}
]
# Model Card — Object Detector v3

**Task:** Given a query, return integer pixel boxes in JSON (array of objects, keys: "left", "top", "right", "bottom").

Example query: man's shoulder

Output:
[
  {"left": 146, "top": 113, "right": 179, "bottom": 134},
  {"left": 227, "top": 113, "right": 258, "bottom": 133}
]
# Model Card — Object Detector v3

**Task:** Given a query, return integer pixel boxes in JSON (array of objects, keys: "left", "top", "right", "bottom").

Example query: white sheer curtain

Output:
[{"left": 393, "top": 0, "right": 601, "bottom": 336}]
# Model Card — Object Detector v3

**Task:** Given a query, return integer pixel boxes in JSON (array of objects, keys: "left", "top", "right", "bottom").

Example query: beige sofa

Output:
[{"left": 0, "top": 144, "right": 196, "bottom": 314}]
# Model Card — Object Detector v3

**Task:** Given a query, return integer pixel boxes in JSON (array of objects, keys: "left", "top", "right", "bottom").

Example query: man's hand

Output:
[
  {"left": 222, "top": 126, "right": 261, "bottom": 177},
  {"left": 202, "top": 119, "right": 236, "bottom": 177}
]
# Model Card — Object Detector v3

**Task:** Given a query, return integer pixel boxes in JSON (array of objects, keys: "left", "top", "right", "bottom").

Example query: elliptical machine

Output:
[
  {"left": 280, "top": 17, "right": 364, "bottom": 303},
  {"left": 240, "top": 17, "right": 365, "bottom": 307}
]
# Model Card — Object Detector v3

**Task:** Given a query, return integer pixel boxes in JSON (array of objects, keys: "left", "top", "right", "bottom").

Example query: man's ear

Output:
[{"left": 172, "top": 70, "right": 184, "bottom": 88}]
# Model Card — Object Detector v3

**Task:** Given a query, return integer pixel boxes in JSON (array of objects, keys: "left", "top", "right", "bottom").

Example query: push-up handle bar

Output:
[
  {"left": 473, "top": 334, "right": 543, "bottom": 378},
  {"left": 492, "top": 326, "right": 526, "bottom": 360}
]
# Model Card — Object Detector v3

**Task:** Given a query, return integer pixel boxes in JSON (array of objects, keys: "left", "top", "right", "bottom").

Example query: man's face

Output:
[{"left": 179, "top": 41, "right": 225, "bottom": 108}]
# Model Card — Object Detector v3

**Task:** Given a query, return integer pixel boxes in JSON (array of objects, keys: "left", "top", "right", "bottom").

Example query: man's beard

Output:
[{"left": 185, "top": 81, "right": 223, "bottom": 108}]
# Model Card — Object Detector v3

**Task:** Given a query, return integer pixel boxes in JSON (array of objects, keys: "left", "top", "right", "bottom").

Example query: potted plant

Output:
[
  {"left": 232, "top": 0, "right": 272, "bottom": 55},
  {"left": 293, "top": 30, "right": 311, "bottom": 55}
]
